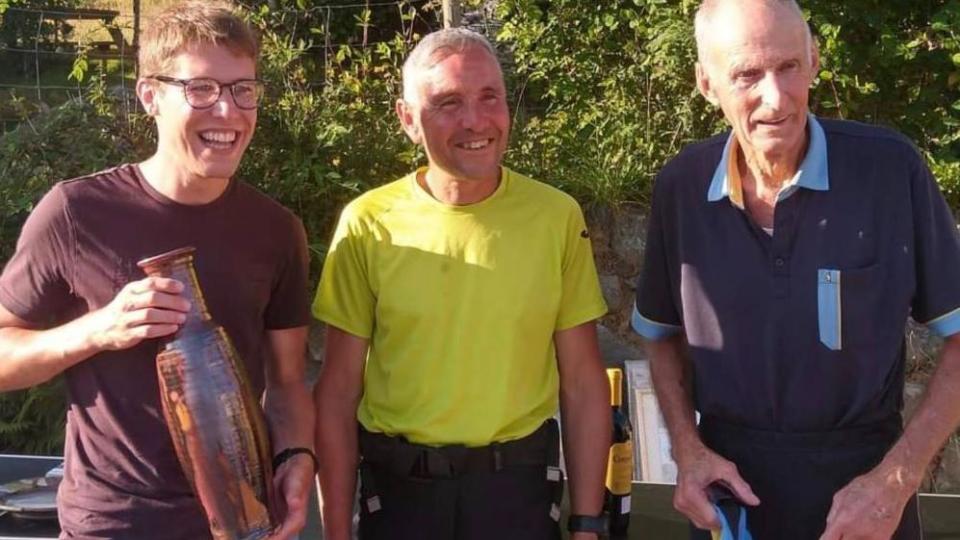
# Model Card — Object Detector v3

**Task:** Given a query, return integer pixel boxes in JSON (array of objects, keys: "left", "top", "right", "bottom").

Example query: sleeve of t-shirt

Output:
[
  {"left": 555, "top": 201, "right": 607, "bottom": 331},
  {"left": 632, "top": 173, "right": 683, "bottom": 340},
  {"left": 908, "top": 154, "right": 960, "bottom": 337},
  {"left": 311, "top": 203, "right": 376, "bottom": 339},
  {"left": 0, "top": 184, "right": 77, "bottom": 326},
  {"left": 264, "top": 216, "right": 311, "bottom": 330}
]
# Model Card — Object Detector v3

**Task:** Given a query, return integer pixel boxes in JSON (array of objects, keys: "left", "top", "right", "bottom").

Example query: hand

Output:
[
  {"left": 87, "top": 277, "right": 189, "bottom": 351},
  {"left": 269, "top": 453, "right": 315, "bottom": 540},
  {"left": 819, "top": 464, "right": 915, "bottom": 540},
  {"left": 673, "top": 443, "right": 760, "bottom": 530}
]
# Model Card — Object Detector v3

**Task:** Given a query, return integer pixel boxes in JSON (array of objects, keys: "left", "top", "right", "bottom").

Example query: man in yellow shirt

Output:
[{"left": 312, "top": 28, "right": 611, "bottom": 540}]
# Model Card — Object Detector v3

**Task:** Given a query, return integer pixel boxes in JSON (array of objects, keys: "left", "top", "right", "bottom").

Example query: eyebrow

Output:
[
  {"left": 429, "top": 85, "right": 503, "bottom": 100},
  {"left": 728, "top": 55, "right": 800, "bottom": 73}
]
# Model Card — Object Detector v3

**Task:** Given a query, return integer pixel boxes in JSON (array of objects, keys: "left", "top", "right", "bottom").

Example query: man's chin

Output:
[
  {"left": 190, "top": 164, "right": 240, "bottom": 182},
  {"left": 748, "top": 135, "right": 805, "bottom": 161},
  {"left": 452, "top": 164, "right": 502, "bottom": 184}
]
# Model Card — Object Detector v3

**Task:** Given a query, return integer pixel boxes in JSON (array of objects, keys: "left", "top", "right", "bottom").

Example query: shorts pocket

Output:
[{"left": 818, "top": 269, "right": 841, "bottom": 350}]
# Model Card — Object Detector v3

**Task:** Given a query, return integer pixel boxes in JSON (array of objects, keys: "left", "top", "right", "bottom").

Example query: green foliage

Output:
[
  {"left": 0, "top": 380, "right": 65, "bottom": 454},
  {"left": 242, "top": 6, "right": 423, "bottom": 271},
  {"left": 496, "top": 0, "right": 960, "bottom": 206},
  {"left": 805, "top": 0, "right": 960, "bottom": 204},
  {"left": 498, "top": 0, "right": 711, "bottom": 206}
]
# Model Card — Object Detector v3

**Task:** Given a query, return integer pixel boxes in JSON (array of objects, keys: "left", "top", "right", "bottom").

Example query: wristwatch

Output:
[{"left": 567, "top": 514, "right": 609, "bottom": 535}]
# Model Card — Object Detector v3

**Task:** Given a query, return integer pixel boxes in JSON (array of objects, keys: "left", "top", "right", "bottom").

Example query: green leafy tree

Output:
[{"left": 496, "top": 0, "right": 960, "bottom": 206}]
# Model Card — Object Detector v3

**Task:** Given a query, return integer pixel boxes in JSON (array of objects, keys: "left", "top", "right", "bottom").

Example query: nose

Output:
[
  {"left": 459, "top": 100, "right": 486, "bottom": 131},
  {"left": 210, "top": 89, "right": 239, "bottom": 117},
  {"left": 758, "top": 72, "right": 785, "bottom": 110}
]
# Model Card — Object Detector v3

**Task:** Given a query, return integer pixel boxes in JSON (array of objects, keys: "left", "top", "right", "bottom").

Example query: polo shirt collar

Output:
[{"left": 707, "top": 113, "right": 830, "bottom": 209}]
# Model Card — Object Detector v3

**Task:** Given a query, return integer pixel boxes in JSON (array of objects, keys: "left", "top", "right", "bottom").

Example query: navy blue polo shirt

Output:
[{"left": 633, "top": 115, "right": 960, "bottom": 432}]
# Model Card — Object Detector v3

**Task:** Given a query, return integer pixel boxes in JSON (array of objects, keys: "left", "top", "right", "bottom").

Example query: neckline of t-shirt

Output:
[
  {"left": 407, "top": 166, "right": 510, "bottom": 213},
  {"left": 129, "top": 163, "right": 238, "bottom": 211}
]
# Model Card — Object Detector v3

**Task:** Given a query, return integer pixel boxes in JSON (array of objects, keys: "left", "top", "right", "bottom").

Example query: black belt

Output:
[
  {"left": 699, "top": 414, "right": 902, "bottom": 451},
  {"left": 358, "top": 419, "right": 559, "bottom": 479},
  {"left": 357, "top": 420, "right": 565, "bottom": 521}
]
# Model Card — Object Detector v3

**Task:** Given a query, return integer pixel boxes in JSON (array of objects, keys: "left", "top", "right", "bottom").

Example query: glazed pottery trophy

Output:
[{"left": 138, "top": 247, "right": 276, "bottom": 540}]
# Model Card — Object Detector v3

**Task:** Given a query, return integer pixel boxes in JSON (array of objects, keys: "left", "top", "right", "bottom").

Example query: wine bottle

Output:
[{"left": 605, "top": 368, "right": 633, "bottom": 538}]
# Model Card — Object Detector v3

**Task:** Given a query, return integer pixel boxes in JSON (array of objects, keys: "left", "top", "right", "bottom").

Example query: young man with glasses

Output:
[{"left": 0, "top": 2, "right": 314, "bottom": 538}]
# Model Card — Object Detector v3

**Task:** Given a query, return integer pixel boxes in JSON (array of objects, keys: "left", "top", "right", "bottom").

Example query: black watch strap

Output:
[
  {"left": 272, "top": 447, "right": 319, "bottom": 474},
  {"left": 567, "top": 514, "right": 609, "bottom": 535}
]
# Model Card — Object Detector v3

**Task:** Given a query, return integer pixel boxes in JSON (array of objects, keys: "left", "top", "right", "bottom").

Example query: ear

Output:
[
  {"left": 136, "top": 78, "right": 160, "bottom": 116},
  {"left": 395, "top": 98, "right": 421, "bottom": 145},
  {"left": 695, "top": 62, "right": 719, "bottom": 107},
  {"left": 809, "top": 39, "right": 821, "bottom": 80}
]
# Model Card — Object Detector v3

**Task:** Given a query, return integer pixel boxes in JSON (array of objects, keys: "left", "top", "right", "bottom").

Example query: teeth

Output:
[
  {"left": 199, "top": 130, "right": 237, "bottom": 143},
  {"left": 460, "top": 139, "right": 490, "bottom": 150}
]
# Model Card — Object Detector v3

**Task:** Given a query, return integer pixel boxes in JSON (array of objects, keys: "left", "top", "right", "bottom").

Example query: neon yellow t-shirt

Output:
[{"left": 313, "top": 167, "right": 607, "bottom": 446}]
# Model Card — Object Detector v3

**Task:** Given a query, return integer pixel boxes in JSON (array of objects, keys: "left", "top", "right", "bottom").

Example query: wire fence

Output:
[
  {"left": 0, "top": 0, "right": 506, "bottom": 134},
  {"left": 0, "top": 4, "right": 140, "bottom": 132}
]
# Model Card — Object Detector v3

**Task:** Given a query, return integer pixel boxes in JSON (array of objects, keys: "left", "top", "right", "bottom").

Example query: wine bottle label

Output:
[{"left": 605, "top": 441, "right": 633, "bottom": 495}]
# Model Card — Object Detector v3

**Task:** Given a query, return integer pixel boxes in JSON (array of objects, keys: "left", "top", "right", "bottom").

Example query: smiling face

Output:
[
  {"left": 396, "top": 45, "right": 510, "bottom": 186},
  {"left": 138, "top": 44, "right": 257, "bottom": 186},
  {"left": 696, "top": 0, "right": 818, "bottom": 167}
]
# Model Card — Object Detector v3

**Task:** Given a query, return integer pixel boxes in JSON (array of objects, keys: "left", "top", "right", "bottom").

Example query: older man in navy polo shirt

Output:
[{"left": 633, "top": 1, "right": 960, "bottom": 539}]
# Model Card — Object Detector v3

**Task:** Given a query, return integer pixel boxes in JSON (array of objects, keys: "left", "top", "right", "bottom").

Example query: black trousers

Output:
[
  {"left": 357, "top": 423, "right": 562, "bottom": 540},
  {"left": 358, "top": 462, "right": 561, "bottom": 540},
  {"left": 690, "top": 416, "right": 922, "bottom": 540}
]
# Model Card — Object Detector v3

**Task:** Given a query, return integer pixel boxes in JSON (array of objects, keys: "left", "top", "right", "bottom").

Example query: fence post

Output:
[
  {"left": 133, "top": 0, "right": 140, "bottom": 78},
  {"left": 442, "top": 0, "right": 461, "bottom": 28}
]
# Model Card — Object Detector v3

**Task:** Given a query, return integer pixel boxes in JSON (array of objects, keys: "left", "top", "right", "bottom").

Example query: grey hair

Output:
[
  {"left": 401, "top": 28, "right": 500, "bottom": 102},
  {"left": 694, "top": 0, "right": 813, "bottom": 67}
]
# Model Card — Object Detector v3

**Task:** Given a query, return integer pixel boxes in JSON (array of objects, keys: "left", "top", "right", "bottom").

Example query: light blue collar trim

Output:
[
  {"left": 707, "top": 113, "right": 830, "bottom": 203},
  {"left": 707, "top": 135, "right": 736, "bottom": 203}
]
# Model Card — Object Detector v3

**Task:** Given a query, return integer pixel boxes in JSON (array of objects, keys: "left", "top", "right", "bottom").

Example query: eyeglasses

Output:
[{"left": 148, "top": 76, "right": 264, "bottom": 110}]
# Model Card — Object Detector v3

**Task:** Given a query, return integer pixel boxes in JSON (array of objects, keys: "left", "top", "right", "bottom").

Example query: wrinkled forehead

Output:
[{"left": 414, "top": 45, "right": 505, "bottom": 97}]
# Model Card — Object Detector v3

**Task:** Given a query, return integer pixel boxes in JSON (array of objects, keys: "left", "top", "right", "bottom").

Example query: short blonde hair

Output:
[{"left": 138, "top": 0, "right": 259, "bottom": 77}]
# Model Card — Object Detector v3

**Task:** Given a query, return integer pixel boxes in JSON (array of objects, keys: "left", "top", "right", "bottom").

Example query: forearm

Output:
[
  {"left": 881, "top": 335, "right": 960, "bottom": 491},
  {"left": 263, "top": 327, "right": 314, "bottom": 451},
  {"left": 313, "top": 325, "right": 367, "bottom": 540},
  {"left": 0, "top": 312, "right": 102, "bottom": 391},
  {"left": 264, "top": 380, "right": 315, "bottom": 451},
  {"left": 560, "top": 369, "right": 611, "bottom": 516},
  {"left": 645, "top": 335, "right": 703, "bottom": 466},
  {"left": 314, "top": 386, "right": 360, "bottom": 540}
]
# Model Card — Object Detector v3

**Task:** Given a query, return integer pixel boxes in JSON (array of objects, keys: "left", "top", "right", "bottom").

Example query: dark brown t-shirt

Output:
[{"left": 0, "top": 164, "right": 310, "bottom": 539}]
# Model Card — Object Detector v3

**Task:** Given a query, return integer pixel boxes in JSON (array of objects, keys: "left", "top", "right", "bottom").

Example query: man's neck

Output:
[
  {"left": 139, "top": 153, "right": 230, "bottom": 205},
  {"left": 738, "top": 126, "right": 810, "bottom": 206},
  {"left": 420, "top": 167, "right": 501, "bottom": 206},
  {"left": 737, "top": 130, "right": 810, "bottom": 228},
  {"left": 739, "top": 146, "right": 803, "bottom": 196}
]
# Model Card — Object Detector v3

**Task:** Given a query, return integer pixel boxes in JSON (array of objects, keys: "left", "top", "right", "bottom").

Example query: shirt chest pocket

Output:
[{"left": 817, "top": 265, "right": 882, "bottom": 351}]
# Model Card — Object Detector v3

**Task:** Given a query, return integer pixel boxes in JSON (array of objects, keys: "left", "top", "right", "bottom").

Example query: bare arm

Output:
[
  {"left": 0, "top": 277, "right": 188, "bottom": 391},
  {"left": 263, "top": 325, "right": 313, "bottom": 540},
  {"left": 821, "top": 333, "right": 960, "bottom": 540},
  {"left": 313, "top": 325, "right": 367, "bottom": 540},
  {"left": 555, "top": 321, "right": 609, "bottom": 539},
  {"left": 645, "top": 335, "right": 758, "bottom": 530}
]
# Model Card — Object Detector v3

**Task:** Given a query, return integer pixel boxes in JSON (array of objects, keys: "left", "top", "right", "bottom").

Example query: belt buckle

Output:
[{"left": 414, "top": 447, "right": 456, "bottom": 478}]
